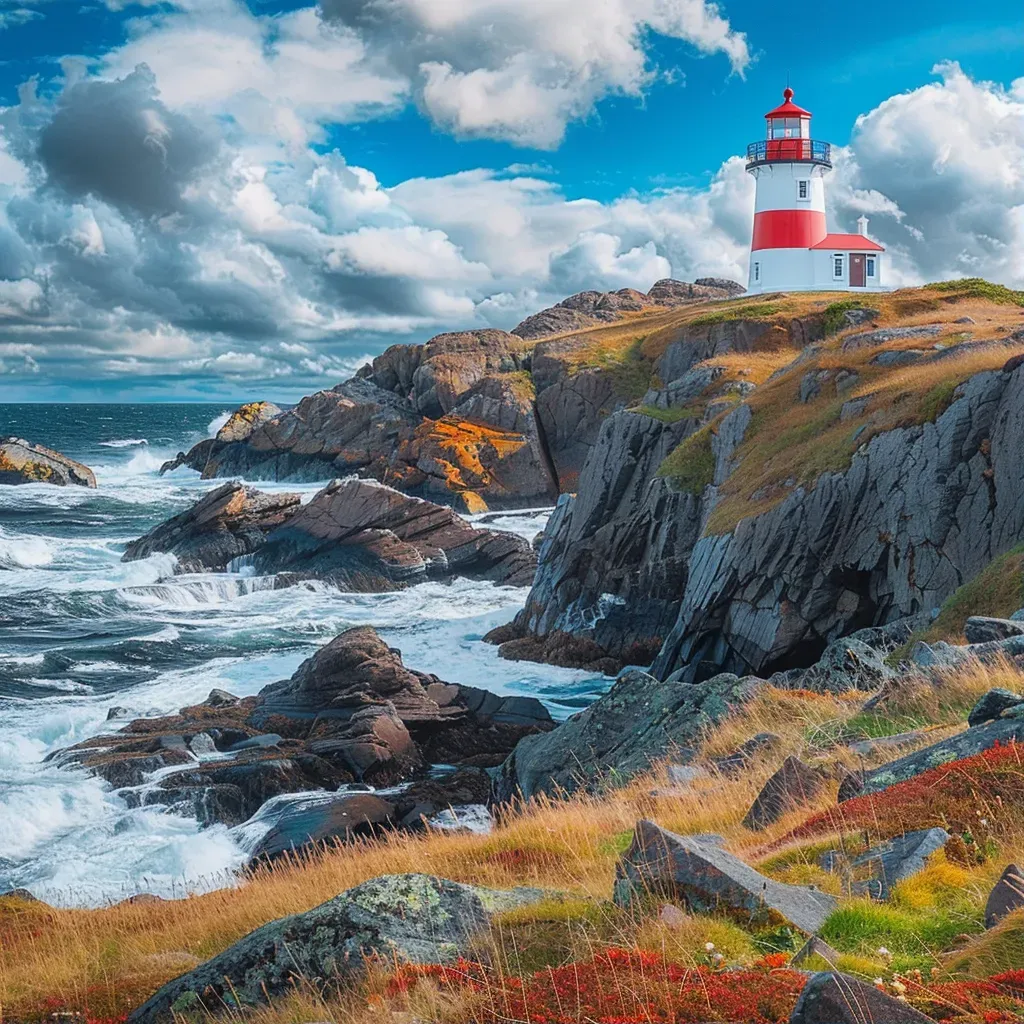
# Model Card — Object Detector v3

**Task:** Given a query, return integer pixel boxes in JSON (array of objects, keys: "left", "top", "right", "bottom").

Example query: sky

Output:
[{"left": 0, "top": 0, "right": 1021, "bottom": 402}]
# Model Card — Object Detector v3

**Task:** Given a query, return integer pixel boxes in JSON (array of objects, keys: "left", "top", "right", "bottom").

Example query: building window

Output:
[
  {"left": 797, "top": 180, "right": 809, "bottom": 201},
  {"left": 753, "top": 262, "right": 760, "bottom": 282},
  {"left": 833, "top": 254, "right": 844, "bottom": 279},
  {"left": 866, "top": 256, "right": 876, "bottom": 278}
]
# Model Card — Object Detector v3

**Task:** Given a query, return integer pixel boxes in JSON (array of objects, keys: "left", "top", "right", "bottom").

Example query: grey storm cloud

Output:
[{"left": 37, "top": 66, "right": 218, "bottom": 217}]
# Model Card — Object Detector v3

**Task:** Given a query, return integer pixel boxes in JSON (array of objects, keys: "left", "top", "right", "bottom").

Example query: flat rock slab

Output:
[
  {"left": 984, "top": 863, "right": 1024, "bottom": 928},
  {"left": 613, "top": 820, "right": 837, "bottom": 934},
  {"left": 127, "top": 874, "right": 547, "bottom": 1023},
  {"left": 964, "top": 616, "right": 1024, "bottom": 645},
  {"left": 0, "top": 437, "right": 96, "bottom": 488},
  {"left": 790, "top": 972, "right": 933, "bottom": 1023},
  {"left": 850, "top": 827, "right": 950, "bottom": 899},
  {"left": 840, "top": 717, "right": 1024, "bottom": 799}
]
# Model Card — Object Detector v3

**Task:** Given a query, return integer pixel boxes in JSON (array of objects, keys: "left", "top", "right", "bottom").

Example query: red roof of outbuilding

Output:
[
  {"left": 810, "top": 233, "right": 885, "bottom": 251},
  {"left": 765, "top": 87, "right": 811, "bottom": 119}
]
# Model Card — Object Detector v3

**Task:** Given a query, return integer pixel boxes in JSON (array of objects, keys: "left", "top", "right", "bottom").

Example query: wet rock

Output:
[
  {"left": 188, "top": 733, "right": 216, "bottom": 757},
  {"left": 964, "top": 616, "right": 1024, "bottom": 644},
  {"left": 850, "top": 828, "right": 950, "bottom": 899},
  {"left": 207, "top": 688, "right": 240, "bottom": 708},
  {"left": 493, "top": 670, "right": 760, "bottom": 803},
  {"left": 228, "top": 734, "right": 281, "bottom": 752},
  {"left": 984, "top": 863, "right": 1024, "bottom": 927},
  {"left": 122, "top": 481, "right": 301, "bottom": 573},
  {"left": 790, "top": 972, "right": 933, "bottom": 1024},
  {"left": 246, "top": 792, "right": 396, "bottom": 860},
  {"left": 251, "top": 478, "right": 537, "bottom": 588},
  {"left": 126, "top": 874, "right": 548, "bottom": 1023},
  {"left": 840, "top": 716, "right": 1024, "bottom": 799},
  {"left": 712, "top": 732, "right": 783, "bottom": 776},
  {"left": 106, "top": 706, "right": 129, "bottom": 720},
  {"left": 613, "top": 821, "right": 837, "bottom": 934},
  {"left": 968, "top": 688, "right": 1024, "bottom": 727},
  {"left": 0, "top": 438, "right": 96, "bottom": 488},
  {"left": 742, "top": 757, "right": 824, "bottom": 830},
  {"left": 488, "top": 627, "right": 622, "bottom": 676}
]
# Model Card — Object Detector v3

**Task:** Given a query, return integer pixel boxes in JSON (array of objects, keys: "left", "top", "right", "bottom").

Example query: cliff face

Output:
[
  {"left": 160, "top": 279, "right": 742, "bottom": 510},
  {"left": 498, "top": 285, "right": 1024, "bottom": 678}
]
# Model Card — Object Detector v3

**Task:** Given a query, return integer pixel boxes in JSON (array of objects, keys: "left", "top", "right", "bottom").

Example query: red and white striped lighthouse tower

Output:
[{"left": 746, "top": 88, "right": 885, "bottom": 294}]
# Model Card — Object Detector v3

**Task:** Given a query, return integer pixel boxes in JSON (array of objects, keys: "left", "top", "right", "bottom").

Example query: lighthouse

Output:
[{"left": 746, "top": 88, "right": 885, "bottom": 294}]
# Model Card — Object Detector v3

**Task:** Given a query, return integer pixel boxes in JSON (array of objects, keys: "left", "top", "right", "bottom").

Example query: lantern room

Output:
[{"left": 746, "top": 88, "right": 832, "bottom": 170}]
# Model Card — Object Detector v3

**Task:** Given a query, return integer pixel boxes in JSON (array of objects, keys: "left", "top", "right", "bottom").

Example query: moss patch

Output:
[
  {"left": 822, "top": 299, "right": 867, "bottom": 336},
  {"left": 930, "top": 278, "right": 1024, "bottom": 307},
  {"left": 687, "top": 302, "right": 783, "bottom": 328},
  {"left": 657, "top": 424, "right": 716, "bottom": 495}
]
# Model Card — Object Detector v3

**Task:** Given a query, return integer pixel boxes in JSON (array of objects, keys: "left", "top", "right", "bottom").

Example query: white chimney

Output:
[{"left": 857, "top": 215, "right": 870, "bottom": 238}]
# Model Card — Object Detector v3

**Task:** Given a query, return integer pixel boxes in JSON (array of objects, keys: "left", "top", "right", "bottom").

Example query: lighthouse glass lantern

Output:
[{"left": 745, "top": 88, "right": 885, "bottom": 294}]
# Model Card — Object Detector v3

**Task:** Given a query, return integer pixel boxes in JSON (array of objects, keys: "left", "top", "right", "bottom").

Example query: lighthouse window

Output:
[
  {"left": 753, "top": 262, "right": 760, "bottom": 282},
  {"left": 866, "top": 257, "right": 877, "bottom": 278},
  {"left": 797, "top": 180, "right": 809, "bottom": 200},
  {"left": 833, "top": 254, "right": 845, "bottom": 279}
]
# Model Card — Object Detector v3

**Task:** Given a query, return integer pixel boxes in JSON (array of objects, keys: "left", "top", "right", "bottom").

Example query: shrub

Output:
[
  {"left": 929, "top": 278, "right": 1024, "bottom": 307},
  {"left": 822, "top": 299, "right": 866, "bottom": 335}
]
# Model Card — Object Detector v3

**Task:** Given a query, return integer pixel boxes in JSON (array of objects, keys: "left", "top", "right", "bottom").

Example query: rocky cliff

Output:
[
  {"left": 160, "top": 279, "right": 742, "bottom": 510},
  {"left": 493, "top": 283, "right": 1024, "bottom": 677}
]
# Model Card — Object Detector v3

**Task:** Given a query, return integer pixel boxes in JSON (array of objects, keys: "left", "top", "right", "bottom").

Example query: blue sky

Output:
[{"left": 0, "top": 0, "right": 1021, "bottom": 401}]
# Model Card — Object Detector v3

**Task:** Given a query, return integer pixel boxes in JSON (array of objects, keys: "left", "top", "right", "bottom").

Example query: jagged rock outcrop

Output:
[
  {"left": 654, "top": 359, "right": 1024, "bottom": 683},
  {"left": 122, "top": 482, "right": 300, "bottom": 572},
  {"left": 124, "top": 478, "right": 537, "bottom": 588},
  {"left": 512, "top": 288, "right": 649, "bottom": 340},
  {"left": 54, "top": 627, "right": 553, "bottom": 827},
  {"left": 126, "top": 874, "right": 547, "bottom": 1023},
  {"left": 0, "top": 438, "right": 96, "bottom": 488},
  {"left": 492, "top": 669, "right": 759, "bottom": 803},
  {"left": 613, "top": 821, "right": 837, "bottom": 933},
  {"left": 489, "top": 409, "right": 707, "bottom": 673}
]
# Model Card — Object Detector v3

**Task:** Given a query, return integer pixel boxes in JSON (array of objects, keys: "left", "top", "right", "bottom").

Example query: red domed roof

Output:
[{"left": 765, "top": 87, "right": 812, "bottom": 119}]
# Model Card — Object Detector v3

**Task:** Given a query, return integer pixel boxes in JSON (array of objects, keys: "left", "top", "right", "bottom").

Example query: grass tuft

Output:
[{"left": 657, "top": 423, "right": 716, "bottom": 494}]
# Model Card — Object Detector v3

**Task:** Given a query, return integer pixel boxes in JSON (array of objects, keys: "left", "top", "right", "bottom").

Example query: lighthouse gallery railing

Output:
[{"left": 746, "top": 139, "right": 832, "bottom": 170}]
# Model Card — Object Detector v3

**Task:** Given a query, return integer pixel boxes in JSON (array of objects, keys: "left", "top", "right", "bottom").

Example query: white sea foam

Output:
[
  {"left": 0, "top": 528, "right": 55, "bottom": 569},
  {"left": 99, "top": 438, "right": 148, "bottom": 448},
  {"left": 207, "top": 411, "right": 231, "bottom": 435}
]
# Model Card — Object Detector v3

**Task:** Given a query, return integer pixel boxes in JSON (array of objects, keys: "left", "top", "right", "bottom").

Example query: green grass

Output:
[
  {"left": 686, "top": 303, "right": 783, "bottom": 328},
  {"left": 820, "top": 897, "right": 982, "bottom": 972},
  {"left": 918, "top": 379, "right": 958, "bottom": 423},
  {"left": 930, "top": 277, "right": 1024, "bottom": 307},
  {"left": 822, "top": 299, "right": 867, "bottom": 335},
  {"left": 503, "top": 369, "right": 536, "bottom": 401},
  {"left": 657, "top": 423, "right": 716, "bottom": 495},
  {"left": 807, "top": 710, "right": 932, "bottom": 747}
]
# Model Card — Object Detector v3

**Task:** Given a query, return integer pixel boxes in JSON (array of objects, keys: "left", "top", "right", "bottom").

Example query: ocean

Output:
[{"left": 0, "top": 404, "right": 607, "bottom": 907}]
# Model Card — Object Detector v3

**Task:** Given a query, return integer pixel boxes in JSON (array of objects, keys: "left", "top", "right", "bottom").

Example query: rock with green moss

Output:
[
  {"left": 127, "top": 874, "right": 547, "bottom": 1023},
  {"left": 0, "top": 438, "right": 96, "bottom": 488},
  {"left": 492, "top": 669, "right": 761, "bottom": 802},
  {"left": 839, "top": 717, "right": 1024, "bottom": 800}
]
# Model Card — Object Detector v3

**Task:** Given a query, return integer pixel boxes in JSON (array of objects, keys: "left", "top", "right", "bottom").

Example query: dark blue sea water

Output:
[{"left": 0, "top": 405, "right": 604, "bottom": 906}]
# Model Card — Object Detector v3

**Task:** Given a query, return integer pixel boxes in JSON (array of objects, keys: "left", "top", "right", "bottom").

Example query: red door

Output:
[{"left": 850, "top": 253, "right": 866, "bottom": 287}]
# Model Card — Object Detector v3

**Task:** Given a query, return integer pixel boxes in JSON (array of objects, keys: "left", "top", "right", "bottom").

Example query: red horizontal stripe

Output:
[{"left": 751, "top": 210, "right": 827, "bottom": 251}]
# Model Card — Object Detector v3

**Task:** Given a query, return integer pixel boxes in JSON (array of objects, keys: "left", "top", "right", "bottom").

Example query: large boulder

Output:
[
  {"left": 967, "top": 688, "right": 1024, "bottom": 727},
  {"left": 789, "top": 972, "right": 933, "bottom": 1024},
  {"left": 122, "top": 482, "right": 300, "bottom": 572},
  {"left": 964, "top": 617, "right": 1024, "bottom": 644},
  {"left": 493, "top": 669, "right": 760, "bottom": 803},
  {"left": 0, "top": 437, "right": 96, "bottom": 488},
  {"left": 250, "top": 477, "right": 537, "bottom": 587},
  {"left": 613, "top": 821, "right": 837, "bottom": 934},
  {"left": 126, "top": 874, "right": 547, "bottom": 1023},
  {"left": 54, "top": 627, "right": 553, "bottom": 823}
]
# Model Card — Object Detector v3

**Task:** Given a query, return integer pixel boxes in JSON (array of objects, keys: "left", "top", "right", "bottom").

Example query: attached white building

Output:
[{"left": 746, "top": 88, "right": 886, "bottom": 295}]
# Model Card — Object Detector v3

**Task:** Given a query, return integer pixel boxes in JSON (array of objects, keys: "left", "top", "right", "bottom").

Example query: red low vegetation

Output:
[
  {"left": 781, "top": 741, "right": 1024, "bottom": 847},
  {"left": 384, "top": 955, "right": 1024, "bottom": 1024}
]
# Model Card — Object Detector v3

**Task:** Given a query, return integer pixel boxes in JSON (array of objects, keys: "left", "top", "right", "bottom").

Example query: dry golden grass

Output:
[
  {"left": 3, "top": 660, "right": 1022, "bottom": 1022},
  {"left": 697, "top": 291, "right": 1024, "bottom": 533}
]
